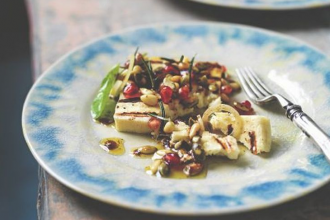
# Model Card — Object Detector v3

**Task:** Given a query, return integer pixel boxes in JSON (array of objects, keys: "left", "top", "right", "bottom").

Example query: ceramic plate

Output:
[
  {"left": 187, "top": 0, "right": 330, "bottom": 10},
  {"left": 22, "top": 22, "right": 330, "bottom": 215}
]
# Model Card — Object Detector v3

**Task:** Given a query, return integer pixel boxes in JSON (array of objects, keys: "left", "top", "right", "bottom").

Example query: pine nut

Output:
[
  {"left": 140, "top": 88, "right": 154, "bottom": 95},
  {"left": 174, "top": 82, "right": 180, "bottom": 90},
  {"left": 163, "top": 121, "right": 175, "bottom": 133},
  {"left": 170, "top": 75, "right": 182, "bottom": 83},
  {"left": 208, "top": 83, "right": 218, "bottom": 92},
  {"left": 221, "top": 78, "right": 228, "bottom": 85},
  {"left": 229, "top": 82, "right": 240, "bottom": 90},
  {"left": 178, "top": 62, "right": 189, "bottom": 70},
  {"left": 174, "top": 141, "right": 182, "bottom": 149},
  {"left": 220, "top": 93, "right": 230, "bottom": 103},
  {"left": 215, "top": 81, "right": 221, "bottom": 88},
  {"left": 136, "top": 146, "right": 157, "bottom": 155},
  {"left": 183, "top": 56, "right": 190, "bottom": 63},
  {"left": 181, "top": 75, "right": 190, "bottom": 85},
  {"left": 132, "top": 65, "right": 142, "bottom": 74},
  {"left": 189, "top": 123, "right": 201, "bottom": 139},
  {"left": 192, "top": 136, "right": 200, "bottom": 143},
  {"left": 150, "top": 160, "right": 162, "bottom": 174}
]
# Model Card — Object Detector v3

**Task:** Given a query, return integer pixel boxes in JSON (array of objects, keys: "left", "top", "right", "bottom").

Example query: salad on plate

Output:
[{"left": 91, "top": 50, "right": 271, "bottom": 178}]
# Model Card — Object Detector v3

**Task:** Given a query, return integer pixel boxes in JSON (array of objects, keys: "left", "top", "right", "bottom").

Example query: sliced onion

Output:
[
  {"left": 119, "top": 54, "right": 135, "bottom": 92},
  {"left": 109, "top": 80, "right": 123, "bottom": 98},
  {"left": 197, "top": 115, "right": 205, "bottom": 133},
  {"left": 202, "top": 104, "right": 242, "bottom": 138}
]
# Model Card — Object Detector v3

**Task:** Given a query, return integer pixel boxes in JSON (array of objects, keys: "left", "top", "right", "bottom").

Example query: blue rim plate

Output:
[
  {"left": 22, "top": 22, "right": 330, "bottom": 215},
  {"left": 187, "top": 0, "right": 330, "bottom": 10}
]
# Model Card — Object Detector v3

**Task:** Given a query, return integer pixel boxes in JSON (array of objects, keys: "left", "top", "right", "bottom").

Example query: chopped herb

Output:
[
  {"left": 141, "top": 57, "right": 155, "bottom": 89},
  {"left": 179, "top": 55, "right": 184, "bottom": 63},
  {"left": 188, "top": 55, "right": 196, "bottom": 91}
]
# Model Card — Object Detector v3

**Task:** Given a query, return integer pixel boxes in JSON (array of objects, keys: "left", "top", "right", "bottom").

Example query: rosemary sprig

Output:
[
  {"left": 158, "top": 100, "right": 166, "bottom": 119},
  {"left": 158, "top": 100, "right": 167, "bottom": 129},
  {"left": 179, "top": 55, "right": 184, "bottom": 63},
  {"left": 134, "top": 47, "right": 139, "bottom": 56},
  {"left": 188, "top": 55, "right": 196, "bottom": 92},
  {"left": 148, "top": 61, "right": 153, "bottom": 74},
  {"left": 147, "top": 113, "right": 169, "bottom": 121},
  {"left": 160, "top": 57, "right": 177, "bottom": 63},
  {"left": 141, "top": 57, "right": 155, "bottom": 89},
  {"left": 132, "top": 47, "right": 140, "bottom": 85}
]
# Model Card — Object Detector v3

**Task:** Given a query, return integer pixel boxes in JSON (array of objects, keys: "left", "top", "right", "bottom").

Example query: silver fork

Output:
[{"left": 236, "top": 67, "right": 330, "bottom": 160}]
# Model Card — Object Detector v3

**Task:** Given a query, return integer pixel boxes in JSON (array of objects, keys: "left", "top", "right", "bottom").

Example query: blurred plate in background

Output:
[{"left": 187, "top": 0, "right": 330, "bottom": 10}]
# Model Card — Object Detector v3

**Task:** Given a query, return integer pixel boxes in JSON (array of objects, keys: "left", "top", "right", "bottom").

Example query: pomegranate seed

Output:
[
  {"left": 164, "top": 153, "right": 181, "bottom": 167},
  {"left": 222, "top": 65, "right": 227, "bottom": 73},
  {"left": 233, "top": 101, "right": 254, "bottom": 115},
  {"left": 221, "top": 85, "right": 233, "bottom": 95},
  {"left": 160, "top": 86, "right": 173, "bottom": 104},
  {"left": 178, "top": 85, "right": 190, "bottom": 100},
  {"left": 135, "top": 53, "right": 143, "bottom": 64},
  {"left": 148, "top": 117, "right": 161, "bottom": 131},
  {"left": 123, "top": 81, "right": 140, "bottom": 98},
  {"left": 164, "top": 65, "right": 180, "bottom": 75},
  {"left": 241, "top": 100, "right": 252, "bottom": 109},
  {"left": 123, "top": 60, "right": 130, "bottom": 69}
]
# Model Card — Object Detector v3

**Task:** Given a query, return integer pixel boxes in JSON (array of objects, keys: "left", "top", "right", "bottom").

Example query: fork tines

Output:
[{"left": 236, "top": 67, "right": 273, "bottom": 101}]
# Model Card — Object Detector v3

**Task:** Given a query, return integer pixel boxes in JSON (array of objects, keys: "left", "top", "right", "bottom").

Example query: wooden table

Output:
[{"left": 26, "top": 0, "right": 330, "bottom": 219}]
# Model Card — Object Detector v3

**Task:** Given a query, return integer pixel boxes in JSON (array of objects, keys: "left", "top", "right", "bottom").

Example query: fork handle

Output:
[{"left": 286, "top": 104, "right": 330, "bottom": 159}]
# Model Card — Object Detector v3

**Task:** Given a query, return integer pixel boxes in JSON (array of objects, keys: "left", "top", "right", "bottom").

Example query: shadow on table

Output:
[{"left": 166, "top": 0, "right": 330, "bottom": 30}]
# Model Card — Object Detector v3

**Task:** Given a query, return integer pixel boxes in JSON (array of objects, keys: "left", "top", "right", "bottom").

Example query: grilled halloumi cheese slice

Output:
[
  {"left": 114, "top": 92, "right": 219, "bottom": 133},
  {"left": 201, "top": 131, "right": 240, "bottom": 159},
  {"left": 114, "top": 99, "right": 159, "bottom": 133},
  {"left": 114, "top": 96, "right": 194, "bottom": 133},
  {"left": 238, "top": 116, "right": 271, "bottom": 154},
  {"left": 209, "top": 114, "right": 271, "bottom": 154}
]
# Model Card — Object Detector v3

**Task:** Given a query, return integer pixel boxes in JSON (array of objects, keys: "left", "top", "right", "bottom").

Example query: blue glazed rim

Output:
[
  {"left": 186, "top": 0, "right": 330, "bottom": 10},
  {"left": 22, "top": 21, "right": 330, "bottom": 215}
]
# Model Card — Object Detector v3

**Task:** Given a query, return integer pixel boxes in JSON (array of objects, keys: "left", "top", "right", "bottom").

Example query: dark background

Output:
[{"left": 0, "top": 0, "right": 38, "bottom": 219}]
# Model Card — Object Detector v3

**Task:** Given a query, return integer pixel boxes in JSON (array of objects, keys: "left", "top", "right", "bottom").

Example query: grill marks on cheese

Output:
[
  {"left": 114, "top": 91, "right": 218, "bottom": 133},
  {"left": 214, "top": 136, "right": 232, "bottom": 152},
  {"left": 248, "top": 131, "right": 257, "bottom": 154},
  {"left": 201, "top": 132, "right": 240, "bottom": 159}
]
